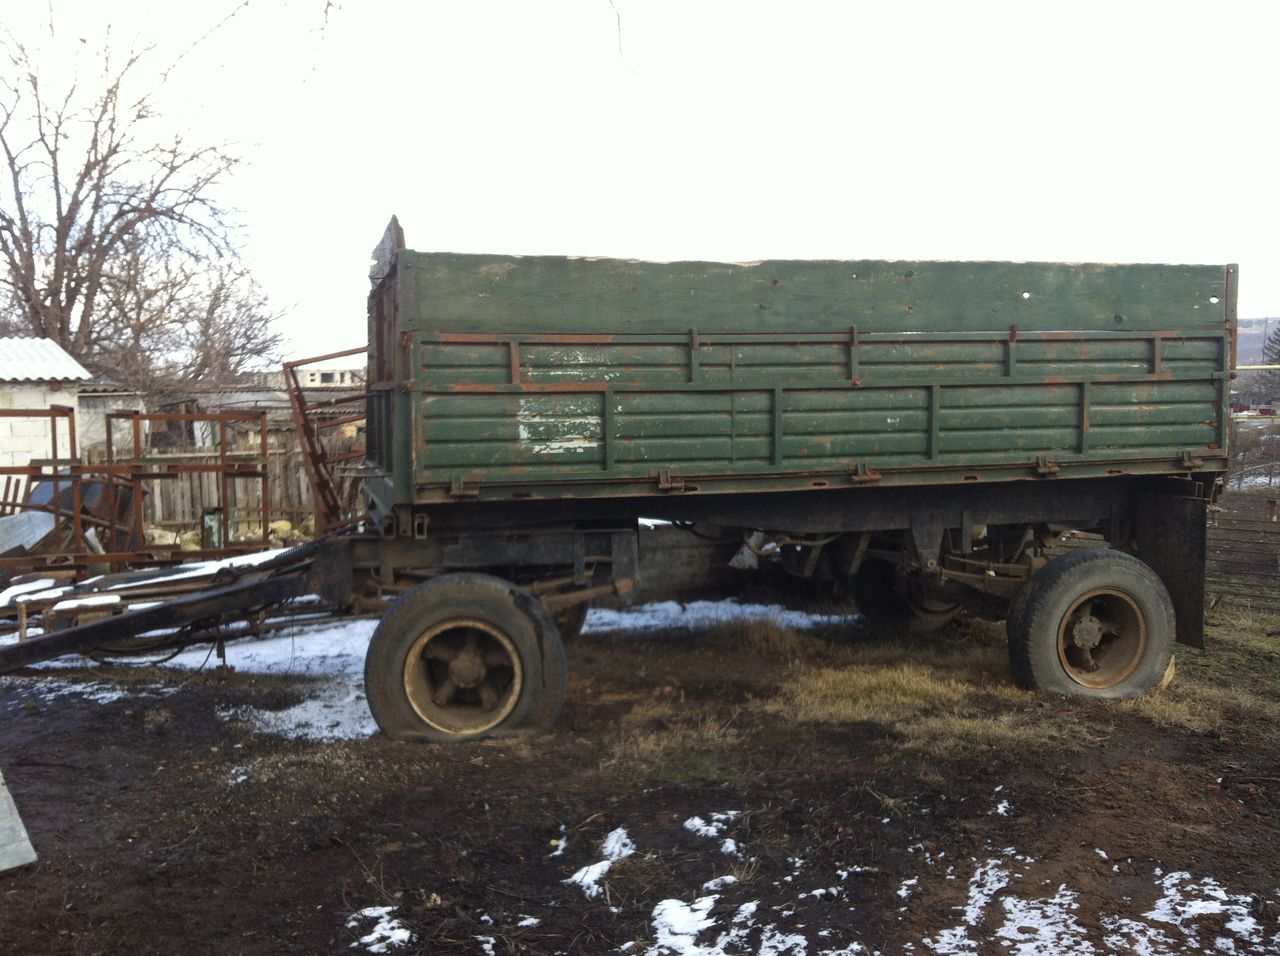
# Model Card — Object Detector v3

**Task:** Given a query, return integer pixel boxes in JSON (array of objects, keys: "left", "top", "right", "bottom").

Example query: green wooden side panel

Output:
[
  {"left": 368, "top": 251, "right": 1234, "bottom": 505},
  {"left": 397, "top": 254, "right": 1230, "bottom": 335}
]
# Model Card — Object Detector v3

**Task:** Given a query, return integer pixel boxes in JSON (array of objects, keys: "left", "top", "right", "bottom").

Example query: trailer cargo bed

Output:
[{"left": 366, "top": 251, "right": 1234, "bottom": 511}]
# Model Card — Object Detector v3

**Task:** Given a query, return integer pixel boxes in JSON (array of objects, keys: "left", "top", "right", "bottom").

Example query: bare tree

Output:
[
  {"left": 87, "top": 235, "right": 283, "bottom": 395},
  {"left": 0, "top": 36, "right": 280, "bottom": 390}
]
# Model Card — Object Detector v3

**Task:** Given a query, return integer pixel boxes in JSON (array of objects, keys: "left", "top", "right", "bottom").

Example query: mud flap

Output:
[
  {"left": 1135, "top": 490, "right": 1206, "bottom": 649},
  {"left": 0, "top": 766, "right": 37, "bottom": 873}
]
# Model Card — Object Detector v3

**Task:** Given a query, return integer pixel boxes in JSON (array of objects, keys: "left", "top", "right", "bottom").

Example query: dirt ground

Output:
[{"left": 2, "top": 587, "right": 1279, "bottom": 954}]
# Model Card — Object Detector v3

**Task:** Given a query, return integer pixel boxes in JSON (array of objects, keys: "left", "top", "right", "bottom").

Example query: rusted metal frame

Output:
[
  {"left": 0, "top": 406, "right": 88, "bottom": 559},
  {"left": 412, "top": 457, "right": 1227, "bottom": 507},
  {"left": 603, "top": 388, "right": 616, "bottom": 471},
  {"left": 0, "top": 545, "right": 268, "bottom": 574},
  {"left": 257, "top": 413, "right": 271, "bottom": 550},
  {"left": 321, "top": 450, "right": 366, "bottom": 465},
  {"left": 295, "top": 393, "right": 365, "bottom": 411},
  {"left": 102, "top": 409, "right": 273, "bottom": 565},
  {"left": 106, "top": 410, "right": 267, "bottom": 427},
  {"left": 217, "top": 417, "right": 230, "bottom": 549},
  {"left": 1224, "top": 263, "right": 1240, "bottom": 371},
  {"left": 848, "top": 326, "right": 860, "bottom": 385},
  {"left": 285, "top": 362, "right": 345, "bottom": 531},
  {"left": 419, "top": 367, "right": 1222, "bottom": 395},
  {"left": 772, "top": 387, "right": 785, "bottom": 466},
  {"left": 100, "top": 464, "right": 266, "bottom": 478},
  {"left": 282, "top": 345, "right": 368, "bottom": 370},
  {"left": 1005, "top": 326, "right": 1018, "bottom": 377},
  {"left": 0, "top": 572, "right": 311, "bottom": 672},
  {"left": 928, "top": 385, "right": 941, "bottom": 461},
  {"left": 507, "top": 339, "right": 521, "bottom": 384},
  {"left": 1079, "top": 381, "right": 1092, "bottom": 454}
]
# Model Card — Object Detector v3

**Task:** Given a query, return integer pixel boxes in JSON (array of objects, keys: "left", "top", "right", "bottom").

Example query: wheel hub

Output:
[
  {"left": 450, "top": 651, "right": 487, "bottom": 688},
  {"left": 1070, "top": 614, "right": 1104, "bottom": 652},
  {"left": 1056, "top": 589, "right": 1147, "bottom": 690},
  {"left": 403, "top": 619, "right": 523, "bottom": 735}
]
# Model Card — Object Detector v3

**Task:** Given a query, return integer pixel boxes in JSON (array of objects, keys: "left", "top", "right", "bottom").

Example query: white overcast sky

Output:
[{"left": 11, "top": 0, "right": 1280, "bottom": 359}]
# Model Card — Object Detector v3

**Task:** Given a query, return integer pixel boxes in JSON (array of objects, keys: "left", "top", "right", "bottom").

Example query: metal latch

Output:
[
  {"left": 847, "top": 462, "right": 882, "bottom": 485},
  {"left": 1179, "top": 450, "right": 1204, "bottom": 470},
  {"left": 1034, "top": 455, "right": 1060, "bottom": 477},
  {"left": 448, "top": 474, "right": 480, "bottom": 497},
  {"left": 656, "top": 468, "right": 685, "bottom": 493}
]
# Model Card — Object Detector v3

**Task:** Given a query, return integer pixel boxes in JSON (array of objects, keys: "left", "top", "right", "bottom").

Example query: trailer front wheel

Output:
[
  {"left": 1007, "top": 549, "right": 1174, "bottom": 699},
  {"left": 365, "top": 574, "right": 567, "bottom": 742},
  {"left": 850, "top": 559, "right": 960, "bottom": 633}
]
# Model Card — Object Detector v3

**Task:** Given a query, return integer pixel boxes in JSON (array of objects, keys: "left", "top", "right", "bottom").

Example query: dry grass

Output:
[
  {"left": 708, "top": 618, "right": 815, "bottom": 661},
  {"left": 754, "top": 624, "right": 1098, "bottom": 757},
  {"left": 603, "top": 695, "right": 741, "bottom": 782},
  {"left": 1123, "top": 669, "right": 1280, "bottom": 735}
]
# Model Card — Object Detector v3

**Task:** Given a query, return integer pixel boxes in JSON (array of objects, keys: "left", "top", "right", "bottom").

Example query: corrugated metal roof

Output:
[{"left": 0, "top": 338, "right": 93, "bottom": 383}]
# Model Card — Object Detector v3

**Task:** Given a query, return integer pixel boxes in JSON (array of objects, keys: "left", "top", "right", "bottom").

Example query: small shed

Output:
[{"left": 0, "top": 337, "right": 92, "bottom": 470}]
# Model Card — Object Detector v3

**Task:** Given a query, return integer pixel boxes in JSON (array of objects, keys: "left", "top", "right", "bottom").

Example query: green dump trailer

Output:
[{"left": 353, "top": 218, "right": 1233, "bottom": 741}]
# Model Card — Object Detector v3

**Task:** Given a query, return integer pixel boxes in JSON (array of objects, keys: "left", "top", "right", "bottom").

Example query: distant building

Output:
[{"left": 0, "top": 337, "right": 92, "bottom": 471}]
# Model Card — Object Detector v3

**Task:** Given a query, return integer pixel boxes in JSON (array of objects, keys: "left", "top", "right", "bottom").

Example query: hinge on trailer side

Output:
[
  {"left": 1180, "top": 450, "right": 1204, "bottom": 470},
  {"left": 1034, "top": 455, "right": 1060, "bottom": 477},
  {"left": 655, "top": 467, "right": 685, "bottom": 493},
  {"left": 448, "top": 473, "right": 480, "bottom": 497},
  {"left": 847, "top": 462, "right": 882, "bottom": 485}
]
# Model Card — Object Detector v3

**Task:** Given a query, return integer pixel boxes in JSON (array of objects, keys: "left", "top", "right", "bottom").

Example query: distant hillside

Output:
[{"left": 1237, "top": 317, "right": 1277, "bottom": 364}]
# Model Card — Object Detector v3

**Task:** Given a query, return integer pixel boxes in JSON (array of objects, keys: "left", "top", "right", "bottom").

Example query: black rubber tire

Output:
[
  {"left": 364, "top": 573, "right": 567, "bottom": 742},
  {"left": 850, "top": 559, "right": 961, "bottom": 634},
  {"left": 1004, "top": 579, "right": 1033, "bottom": 647},
  {"left": 1007, "top": 548, "right": 1175, "bottom": 699}
]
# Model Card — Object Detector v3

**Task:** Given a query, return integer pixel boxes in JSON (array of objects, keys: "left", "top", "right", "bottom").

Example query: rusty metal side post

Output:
[{"left": 259, "top": 414, "right": 271, "bottom": 549}]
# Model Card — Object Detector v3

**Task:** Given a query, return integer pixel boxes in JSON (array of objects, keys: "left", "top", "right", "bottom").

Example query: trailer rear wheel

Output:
[
  {"left": 365, "top": 573, "right": 566, "bottom": 742},
  {"left": 850, "top": 559, "right": 960, "bottom": 633},
  {"left": 1007, "top": 549, "right": 1174, "bottom": 698}
]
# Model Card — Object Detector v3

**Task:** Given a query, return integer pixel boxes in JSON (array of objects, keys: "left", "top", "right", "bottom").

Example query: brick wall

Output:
[{"left": 0, "top": 383, "right": 80, "bottom": 471}]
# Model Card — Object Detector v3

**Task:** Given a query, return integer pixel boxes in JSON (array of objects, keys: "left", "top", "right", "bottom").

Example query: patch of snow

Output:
[
  {"left": 994, "top": 885, "right": 1093, "bottom": 955},
  {"left": 682, "top": 811, "right": 740, "bottom": 839},
  {"left": 991, "top": 800, "right": 1011, "bottom": 817},
  {"left": 163, "top": 618, "right": 378, "bottom": 741},
  {"left": 702, "top": 875, "right": 738, "bottom": 892},
  {"left": 564, "top": 827, "right": 636, "bottom": 899},
  {"left": 1141, "top": 872, "right": 1265, "bottom": 951},
  {"left": 0, "top": 577, "right": 56, "bottom": 608},
  {"left": 924, "top": 857, "right": 1012, "bottom": 953},
  {"left": 897, "top": 877, "right": 919, "bottom": 900},
  {"left": 582, "top": 599, "right": 854, "bottom": 636},
  {"left": 602, "top": 828, "right": 637, "bottom": 861},
  {"left": 550, "top": 824, "right": 568, "bottom": 858},
  {"left": 758, "top": 925, "right": 807, "bottom": 954},
  {"left": 648, "top": 894, "right": 719, "bottom": 952},
  {"left": 798, "top": 885, "right": 841, "bottom": 901},
  {"left": 346, "top": 906, "right": 413, "bottom": 953},
  {"left": 517, "top": 915, "right": 541, "bottom": 927},
  {"left": 219, "top": 678, "right": 376, "bottom": 742},
  {"left": 49, "top": 593, "right": 121, "bottom": 612},
  {"left": 475, "top": 937, "right": 496, "bottom": 955},
  {"left": 0, "top": 675, "right": 167, "bottom": 706}
]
